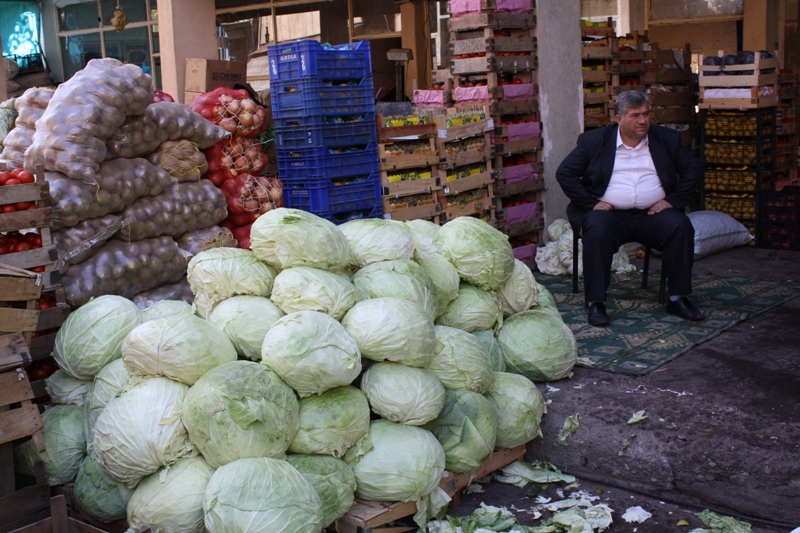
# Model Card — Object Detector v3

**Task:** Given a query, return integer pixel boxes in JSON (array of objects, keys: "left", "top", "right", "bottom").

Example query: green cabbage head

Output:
[
  {"left": 436, "top": 282, "right": 502, "bottom": 332},
  {"left": 289, "top": 386, "right": 370, "bottom": 458},
  {"left": 127, "top": 456, "right": 214, "bottom": 533},
  {"left": 122, "top": 313, "right": 237, "bottom": 385},
  {"left": 182, "top": 361, "right": 299, "bottom": 468},
  {"left": 424, "top": 389, "right": 497, "bottom": 473},
  {"left": 53, "top": 295, "right": 141, "bottom": 380},
  {"left": 84, "top": 359, "right": 130, "bottom": 450},
  {"left": 340, "top": 218, "right": 415, "bottom": 267},
  {"left": 471, "top": 330, "right": 506, "bottom": 372},
  {"left": 46, "top": 370, "right": 92, "bottom": 406},
  {"left": 261, "top": 311, "right": 361, "bottom": 397},
  {"left": 249, "top": 207, "right": 351, "bottom": 272},
  {"left": 141, "top": 300, "right": 194, "bottom": 323},
  {"left": 14, "top": 404, "right": 86, "bottom": 486},
  {"left": 428, "top": 326, "right": 494, "bottom": 393},
  {"left": 497, "top": 310, "right": 577, "bottom": 382},
  {"left": 493, "top": 259, "right": 539, "bottom": 316},
  {"left": 434, "top": 216, "right": 515, "bottom": 291},
  {"left": 341, "top": 298, "right": 436, "bottom": 368},
  {"left": 270, "top": 266, "right": 357, "bottom": 320},
  {"left": 186, "top": 247, "right": 276, "bottom": 318},
  {"left": 74, "top": 452, "right": 133, "bottom": 523},
  {"left": 360, "top": 362, "right": 445, "bottom": 426},
  {"left": 208, "top": 295, "right": 284, "bottom": 361},
  {"left": 405, "top": 218, "right": 441, "bottom": 242},
  {"left": 486, "top": 372, "right": 546, "bottom": 448},
  {"left": 287, "top": 454, "right": 357, "bottom": 528},
  {"left": 93, "top": 376, "right": 194, "bottom": 488},
  {"left": 353, "top": 259, "right": 437, "bottom": 321},
  {"left": 344, "top": 419, "right": 445, "bottom": 502},
  {"left": 203, "top": 457, "right": 324, "bottom": 533},
  {"left": 415, "top": 253, "right": 459, "bottom": 318}
]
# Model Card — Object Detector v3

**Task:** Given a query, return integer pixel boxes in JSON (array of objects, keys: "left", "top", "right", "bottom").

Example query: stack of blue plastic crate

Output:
[{"left": 268, "top": 40, "right": 382, "bottom": 224}]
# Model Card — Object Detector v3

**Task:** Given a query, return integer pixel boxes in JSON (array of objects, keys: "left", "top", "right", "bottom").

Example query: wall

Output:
[
  {"left": 40, "top": 4, "right": 64, "bottom": 82},
  {"left": 648, "top": 21, "right": 738, "bottom": 56},
  {"left": 581, "top": 0, "right": 616, "bottom": 18}
]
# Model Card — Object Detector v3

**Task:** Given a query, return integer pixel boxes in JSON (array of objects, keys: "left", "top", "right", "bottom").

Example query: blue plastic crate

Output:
[
  {"left": 324, "top": 205, "right": 384, "bottom": 225},
  {"left": 271, "top": 77, "right": 376, "bottom": 119},
  {"left": 268, "top": 40, "right": 372, "bottom": 82},
  {"left": 277, "top": 144, "right": 379, "bottom": 181},
  {"left": 282, "top": 172, "right": 382, "bottom": 215},
  {"left": 275, "top": 113, "right": 377, "bottom": 149}
]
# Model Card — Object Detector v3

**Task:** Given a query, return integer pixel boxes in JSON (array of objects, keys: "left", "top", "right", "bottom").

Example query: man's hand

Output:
[
  {"left": 648, "top": 199, "right": 673, "bottom": 215},
  {"left": 593, "top": 201, "right": 614, "bottom": 211}
]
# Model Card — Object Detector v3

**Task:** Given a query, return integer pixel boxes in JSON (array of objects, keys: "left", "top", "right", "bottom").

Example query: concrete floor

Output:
[{"left": 451, "top": 246, "right": 800, "bottom": 532}]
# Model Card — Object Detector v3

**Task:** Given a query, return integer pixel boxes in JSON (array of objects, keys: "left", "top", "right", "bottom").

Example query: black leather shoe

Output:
[
  {"left": 587, "top": 302, "right": 610, "bottom": 327},
  {"left": 666, "top": 297, "right": 705, "bottom": 321}
]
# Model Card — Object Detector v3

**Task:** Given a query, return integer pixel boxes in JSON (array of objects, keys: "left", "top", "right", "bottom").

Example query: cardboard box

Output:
[
  {"left": 184, "top": 90, "right": 203, "bottom": 106},
  {"left": 184, "top": 59, "right": 247, "bottom": 93}
]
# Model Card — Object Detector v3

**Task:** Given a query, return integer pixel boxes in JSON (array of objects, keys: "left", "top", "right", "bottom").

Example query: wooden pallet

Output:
[{"left": 334, "top": 445, "right": 525, "bottom": 533}]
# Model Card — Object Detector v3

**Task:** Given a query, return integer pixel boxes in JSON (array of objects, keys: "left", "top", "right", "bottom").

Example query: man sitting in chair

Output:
[{"left": 556, "top": 90, "right": 705, "bottom": 327}]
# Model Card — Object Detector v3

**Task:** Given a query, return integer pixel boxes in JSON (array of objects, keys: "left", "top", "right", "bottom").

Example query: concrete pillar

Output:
[
  {"left": 159, "top": 0, "right": 218, "bottom": 103},
  {"left": 617, "top": 0, "right": 630, "bottom": 36},
  {"left": 538, "top": 0, "right": 583, "bottom": 236}
]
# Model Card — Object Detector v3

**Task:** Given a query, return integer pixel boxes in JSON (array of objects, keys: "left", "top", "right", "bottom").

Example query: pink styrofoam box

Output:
[
  {"left": 495, "top": 0, "right": 532, "bottom": 13},
  {"left": 451, "top": 0, "right": 530, "bottom": 16},
  {"left": 505, "top": 165, "right": 536, "bottom": 184},
  {"left": 506, "top": 202, "right": 538, "bottom": 225},
  {"left": 512, "top": 243, "right": 537, "bottom": 262},
  {"left": 507, "top": 122, "right": 541, "bottom": 142},
  {"left": 501, "top": 84, "right": 534, "bottom": 101},
  {"left": 414, "top": 90, "right": 445, "bottom": 107},
  {"left": 454, "top": 85, "right": 490, "bottom": 104},
  {"left": 450, "top": 0, "right": 481, "bottom": 16}
]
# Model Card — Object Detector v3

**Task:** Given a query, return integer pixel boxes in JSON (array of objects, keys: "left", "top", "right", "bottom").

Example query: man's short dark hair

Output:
[{"left": 615, "top": 90, "right": 650, "bottom": 117}]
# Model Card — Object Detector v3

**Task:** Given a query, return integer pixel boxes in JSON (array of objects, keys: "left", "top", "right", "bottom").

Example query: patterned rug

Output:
[{"left": 537, "top": 271, "right": 800, "bottom": 376}]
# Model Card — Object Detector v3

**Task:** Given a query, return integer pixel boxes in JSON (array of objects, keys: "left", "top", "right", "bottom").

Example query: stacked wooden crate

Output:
[
  {"left": 580, "top": 19, "right": 615, "bottom": 129},
  {"left": 0, "top": 169, "right": 70, "bottom": 402},
  {"left": 643, "top": 44, "right": 696, "bottom": 151},
  {"left": 378, "top": 113, "right": 443, "bottom": 223},
  {"left": 446, "top": 0, "right": 544, "bottom": 257},
  {"left": 776, "top": 70, "right": 798, "bottom": 189},
  {"left": 435, "top": 106, "right": 496, "bottom": 224}
]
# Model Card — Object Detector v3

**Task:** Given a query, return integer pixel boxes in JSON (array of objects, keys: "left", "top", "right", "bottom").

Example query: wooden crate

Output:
[
  {"left": 448, "top": 0, "right": 534, "bottom": 16},
  {"left": 698, "top": 54, "right": 780, "bottom": 88},
  {"left": 439, "top": 166, "right": 494, "bottom": 197},
  {"left": 334, "top": 445, "right": 526, "bottom": 533},
  {"left": 698, "top": 86, "right": 779, "bottom": 110},
  {"left": 437, "top": 134, "right": 494, "bottom": 169},
  {"left": 450, "top": 28, "right": 537, "bottom": 57},
  {"left": 494, "top": 136, "right": 542, "bottom": 157},
  {"left": 379, "top": 138, "right": 439, "bottom": 172},
  {"left": 451, "top": 54, "right": 537, "bottom": 76},
  {"left": 440, "top": 184, "right": 495, "bottom": 221},
  {"left": 381, "top": 171, "right": 441, "bottom": 198},
  {"left": 377, "top": 114, "right": 436, "bottom": 143},
  {"left": 448, "top": 13, "right": 536, "bottom": 32},
  {"left": 382, "top": 193, "right": 441, "bottom": 222},
  {"left": 434, "top": 106, "right": 494, "bottom": 143}
]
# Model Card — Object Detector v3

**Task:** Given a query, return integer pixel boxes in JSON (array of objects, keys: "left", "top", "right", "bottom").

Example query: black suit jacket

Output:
[{"left": 556, "top": 124, "right": 703, "bottom": 224}]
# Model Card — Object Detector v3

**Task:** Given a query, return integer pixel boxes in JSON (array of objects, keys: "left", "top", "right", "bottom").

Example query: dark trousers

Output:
[{"left": 579, "top": 208, "right": 695, "bottom": 303}]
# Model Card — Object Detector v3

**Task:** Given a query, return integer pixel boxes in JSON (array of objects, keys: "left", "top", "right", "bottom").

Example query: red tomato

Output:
[
  {"left": 0, "top": 171, "right": 11, "bottom": 185},
  {"left": 0, "top": 245, "right": 7, "bottom": 255},
  {"left": 16, "top": 171, "right": 34, "bottom": 184},
  {"left": 15, "top": 202, "right": 31, "bottom": 211},
  {"left": 13, "top": 242, "right": 31, "bottom": 252},
  {"left": 30, "top": 266, "right": 45, "bottom": 273},
  {"left": 1, "top": 205, "right": 15, "bottom": 213},
  {"left": 25, "top": 233, "right": 42, "bottom": 248},
  {"left": 513, "top": 78, "right": 523, "bottom": 84},
  {"left": 4, "top": 178, "right": 20, "bottom": 186},
  {"left": 11, "top": 168, "right": 24, "bottom": 177}
]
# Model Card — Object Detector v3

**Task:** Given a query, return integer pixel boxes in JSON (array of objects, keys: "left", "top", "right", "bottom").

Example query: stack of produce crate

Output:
[
  {"left": 446, "top": 0, "right": 543, "bottom": 258},
  {"left": 268, "top": 40, "right": 382, "bottom": 224},
  {"left": 701, "top": 108, "right": 776, "bottom": 241},
  {"left": 775, "top": 70, "right": 798, "bottom": 189},
  {"left": 580, "top": 18, "right": 615, "bottom": 129},
  {"left": 377, "top": 113, "right": 442, "bottom": 222},
  {"left": 0, "top": 167, "right": 70, "bottom": 400},
  {"left": 642, "top": 43, "right": 696, "bottom": 151},
  {"left": 435, "top": 106, "right": 496, "bottom": 224}
]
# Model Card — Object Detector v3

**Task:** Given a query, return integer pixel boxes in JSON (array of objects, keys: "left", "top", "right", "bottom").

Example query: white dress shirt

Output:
[{"left": 599, "top": 130, "right": 665, "bottom": 210}]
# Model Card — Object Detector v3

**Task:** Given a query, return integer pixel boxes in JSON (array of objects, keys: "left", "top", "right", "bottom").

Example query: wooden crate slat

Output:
[
  {"left": 0, "top": 208, "right": 52, "bottom": 234},
  {"left": 1, "top": 513, "right": 50, "bottom": 533},
  {"left": 435, "top": 114, "right": 494, "bottom": 143},
  {"left": 29, "top": 334, "right": 58, "bottom": 361},
  {"left": 494, "top": 176, "right": 545, "bottom": 197},
  {"left": 451, "top": 36, "right": 537, "bottom": 56},
  {"left": 0, "top": 183, "right": 49, "bottom": 206},
  {"left": 0, "top": 404, "right": 43, "bottom": 446},
  {"left": 651, "top": 106, "right": 694, "bottom": 123},
  {"left": 382, "top": 175, "right": 441, "bottom": 198},
  {"left": 582, "top": 70, "right": 609, "bottom": 83},
  {"left": 494, "top": 137, "right": 542, "bottom": 156},
  {"left": 0, "top": 277, "right": 42, "bottom": 302},
  {"left": 0, "top": 309, "right": 40, "bottom": 335},
  {"left": 441, "top": 171, "right": 494, "bottom": 196},
  {"left": 35, "top": 305, "right": 70, "bottom": 332},
  {"left": 0, "top": 246, "right": 58, "bottom": 271},
  {"left": 382, "top": 202, "right": 441, "bottom": 222},
  {"left": 0, "top": 369, "right": 35, "bottom": 406},
  {"left": 649, "top": 92, "right": 695, "bottom": 107},
  {"left": 449, "top": 13, "right": 536, "bottom": 32},
  {"left": 0, "top": 333, "right": 32, "bottom": 373}
]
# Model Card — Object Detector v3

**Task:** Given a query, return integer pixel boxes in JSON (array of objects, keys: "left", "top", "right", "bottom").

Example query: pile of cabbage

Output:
[{"left": 15, "top": 209, "right": 576, "bottom": 533}]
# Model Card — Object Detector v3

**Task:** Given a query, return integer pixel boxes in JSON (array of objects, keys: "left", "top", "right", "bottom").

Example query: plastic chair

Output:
[{"left": 571, "top": 222, "right": 667, "bottom": 304}]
